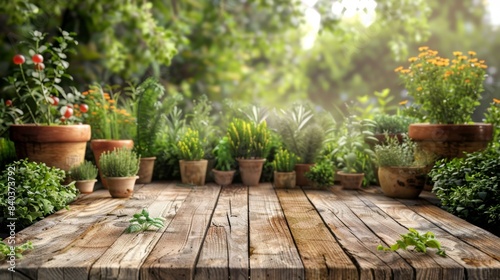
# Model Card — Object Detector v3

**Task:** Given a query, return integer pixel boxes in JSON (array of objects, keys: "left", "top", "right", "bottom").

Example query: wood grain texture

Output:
[
  {"left": 248, "top": 183, "right": 304, "bottom": 280},
  {"left": 140, "top": 184, "right": 221, "bottom": 280},
  {"left": 195, "top": 185, "right": 249, "bottom": 280},
  {"left": 305, "top": 188, "right": 412, "bottom": 280},
  {"left": 276, "top": 188, "right": 358, "bottom": 280}
]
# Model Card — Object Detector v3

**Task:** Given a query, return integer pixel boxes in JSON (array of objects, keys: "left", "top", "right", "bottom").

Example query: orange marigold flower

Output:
[
  {"left": 394, "top": 66, "right": 404, "bottom": 72},
  {"left": 399, "top": 100, "right": 408, "bottom": 105},
  {"left": 418, "top": 46, "right": 429, "bottom": 51},
  {"left": 494, "top": 98, "right": 500, "bottom": 104},
  {"left": 453, "top": 51, "right": 463, "bottom": 56},
  {"left": 468, "top": 51, "right": 477, "bottom": 56},
  {"left": 103, "top": 93, "right": 111, "bottom": 100},
  {"left": 408, "top": 57, "right": 418, "bottom": 63},
  {"left": 108, "top": 99, "right": 115, "bottom": 104},
  {"left": 465, "top": 79, "right": 470, "bottom": 83}
]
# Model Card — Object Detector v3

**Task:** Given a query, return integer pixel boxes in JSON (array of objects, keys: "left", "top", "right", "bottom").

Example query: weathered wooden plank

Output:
[
  {"left": 331, "top": 187, "right": 457, "bottom": 280},
  {"left": 140, "top": 184, "right": 221, "bottom": 280},
  {"left": 248, "top": 183, "right": 304, "bottom": 280},
  {"left": 306, "top": 188, "right": 411, "bottom": 280},
  {"left": 195, "top": 185, "right": 249, "bottom": 280},
  {"left": 277, "top": 188, "right": 358, "bottom": 280},
  {"left": 363, "top": 192, "right": 500, "bottom": 280},
  {"left": 89, "top": 183, "right": 192, "bottom": 279},
  {"left": 35, "top": 182, "right": 172, "bottom": 280}
]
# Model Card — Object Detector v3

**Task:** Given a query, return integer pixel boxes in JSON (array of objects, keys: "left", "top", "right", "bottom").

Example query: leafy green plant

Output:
[
  {"left": 273, "top": 148, "right": 298, "bottom": 172},
  {"left": 0, "top": 239, "right": 34, "bottom": 261},
  {"left": 99, "top": 148, "right": 140, "bottom": 177},
  {"left": 213, "top": 137, "right": 235, "bottom": 171},
  {"left": 0, "top": 138, "right": 16, "bottom": 170},
  {"left": 333, "top": 116, "right": 376, "bottom": 173},
  {"left": 134, "top": 77, "right": 168, "bottom": 157},
  {"left": 484, "top": 98, "right": 500, "bottom": 147},
  {"left": 125, "top": 209, "right": 165, "bottom": 233},
  {"left": 430, "top": 147, "right": 500, "bottom": 235},
  {"left": 227, "top": 118, "right": 271, "bottom": 159},
  {"left": 305, "top": 160, "right": 335, "bottom": 188},
  {"left": 69, "top": 160, "right": 98, "bottom": 181},
  {"left": 0, "top": 159, "right": 78, "bottom": 228},
  {"left": 372, "top": 113, "right": 416, "bottom": 134},
  {"left": 377, "top": 228, "right": 446, "bottom": 257},
  {"left": 375, "top": 134, "right": 434, "bottom": 167},
  {"left": 177, "top": 128, "right": 205, "bottom": 161}
]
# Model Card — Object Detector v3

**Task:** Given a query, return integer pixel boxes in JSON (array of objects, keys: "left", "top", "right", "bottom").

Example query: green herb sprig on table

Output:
[
  {"left": 0, "top": 239, "right": 34, "bottom": 261},
  {"left": 377, "top": 228, "right": 447, "bottom": 257},
  {"left": 125, "top": 209, "right": 165, "bottom": 233}
]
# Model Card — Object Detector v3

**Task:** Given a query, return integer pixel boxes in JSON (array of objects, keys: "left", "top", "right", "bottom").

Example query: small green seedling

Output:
[
  {"left": 0, "top": 239, "right": 34, "bottom": 261},
  {"left": 377, "top": 228, "right": 447, "bottom": 257},
  {"left": 125, "top": 209, "right": 166, "bottom": 233}
]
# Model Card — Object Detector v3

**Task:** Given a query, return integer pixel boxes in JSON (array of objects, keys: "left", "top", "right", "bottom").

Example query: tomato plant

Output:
[{"left": 79, "top": 104, "right": 88, "bottom": 113}]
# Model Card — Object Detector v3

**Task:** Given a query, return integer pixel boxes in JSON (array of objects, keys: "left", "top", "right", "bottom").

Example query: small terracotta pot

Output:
[
  {"left": 137, "top": 157, "right": 156, "bottom": 184},
  {"left": 212, "top": 169, "right": 236, "bottom": 186},
  {"left": 294, "top": 163, "right": 314, "bottom": 187},
  {"left": 237, "top": 158, "right": 265, "bottom": 186},
  {"left": 90, "top": 139, "right": 134, "bottom": 188},
  {"left": 338, "top": 171, "right": 364, "bottom": 190},
  {"left": 179, "top": 160, "right": 208, "bottom": 186},
  {"left": 378, "top": 167, "right": 426, "bottom": 199},
  {"left": 106, "top": 176, "right": 138, "bottom": 198},
  {"left": 273, "top": 171, "right": 296, "bottom": 189},
  {"left": 75, "top": 179, "right": 97, "bottom": 194}
]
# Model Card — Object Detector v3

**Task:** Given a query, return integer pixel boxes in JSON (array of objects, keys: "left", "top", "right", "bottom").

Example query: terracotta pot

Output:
[
  {"left": 338, "top": 171, "right": 364, "bottom": 190},
  {"left": 179, "top": 160, "right": 208, "bottom": 186},
  {"left": 237, "top": 158, "right": 266, "bottom": 186},
  {"left": 378, "top": 167, "right": 427, "bottom": 199},
  {"left": 90, "top": 139, "right": 134, "bottom": 188},
  {"left": 294, "top": 163, "right": 314, "bottom": 187},
  {"left": 273, "top": 171, "right": 296, "bottom": 189},
  {"left": 9, "top": 124, "right": 91, "bottom": 173},
  {"left": 106, "top": 176, "right": 138, "bottom": 198},
  {"left": 137, "top": 157, "right": 156, "bottom": 184},
  {"left": 212, "top": 169, "right": 236, "bottom": 186},
  {"left": 75, "top": 179, "right": 97, "bottom": 194},
  {"left": 409, "top": 123, "right": 492, "bottom": 159}
]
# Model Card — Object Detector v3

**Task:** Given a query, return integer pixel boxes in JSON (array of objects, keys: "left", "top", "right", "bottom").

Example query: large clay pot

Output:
[
  {"left": 137, "top": 157, "right": 156, "bottom": 184},
  {"left": 294, "top": 163, "right": 314, "bottom": 187},
  {"left": 90, "top": 139, "right": 134, "bottom": 188},
  {"left": 378, "top": 167, "right": 427, "bottom": 199},
  {"left": 106, "top": 176, "right": 138, "bottom": 198},
  {"left": 9, "top": 124, "right": 91, "bottom": 173},
  {"left": 212, "top": 169, "right": 236, "bottom": 186},
  {"left": 179, "top": 160, "right": 208, "bottom": 186},
  {"left": 409, "top": 123, "right": 492, "bottom": 159},
  {"left": 273, "top": 171, "right": 296, "bottom": 189},
  {"left": 237, "top": 158, "right": 265, "bottom": 186},
  {"left": 75, "top": 179, "right": 97, "bottom": 194},
  {"left": 337, "top": 171, "right": 364, "bottom": 190}
]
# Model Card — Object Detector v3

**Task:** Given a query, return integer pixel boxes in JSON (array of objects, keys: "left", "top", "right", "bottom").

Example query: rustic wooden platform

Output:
[{"left": 2, "top": 182, "right": 500, "bottom": 280}]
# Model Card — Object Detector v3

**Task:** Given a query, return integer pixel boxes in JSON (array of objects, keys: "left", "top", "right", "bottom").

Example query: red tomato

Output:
[
  {"left": 13, "top": 54, "right": 25, "bottom": 65},
  {"left": 63, "top": 107, "right": 73, "bottom": 118},
  {"left": 34, "top": 62, "right": 45, "bottom": 71},
  {"left": 5, "top": 100, "right": 12, "bottom": 106},
  {"left": 51, "top": 96, "right": 59, "bottom": 106},
  {"left": 32, "top": 54, "right": 44, "bottom": 64},
  {"left": 79, "top": 104, "right": 89, "bottom": 113}
]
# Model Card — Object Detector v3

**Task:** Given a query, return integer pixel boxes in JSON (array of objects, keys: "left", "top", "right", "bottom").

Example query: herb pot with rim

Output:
[
  {"left": 179, "top": 159, "right": 208, "bottom": 186},
  {"left": 237, "top": 158, "right": 266, "bottom": 186},
  {"left": 106, "top": 176, "right": 139, "bottom": 198},
  {"left": 90, "top": 139, "right": 134, "bottom": 188}
]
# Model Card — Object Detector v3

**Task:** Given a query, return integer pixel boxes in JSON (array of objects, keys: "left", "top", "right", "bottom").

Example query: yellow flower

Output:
[
  {"left": 103, "top": 93, "right": 111, "bottom": 100},
  {"left": 494, "top": 98, "right": 500, "bottom": 104},
  {"left": 418, "top": 46, "right": 429, "bottom": 52},
  {"left": 408, "top": 57, "right": 418, "bottom": 63},
  {"left": 468, "top": 51, "right": 477, "bottom": 56},
  {"left": 417, "top": 87, "right": 423, "bottom": 91},
  {"left": 394, "top": 66, "right": 404, "bottom": 72},
  {"left": 399, "top": 100, "right": 408, "bottom": 105},
  {"left": 453, "top": 51, "right": 463, "bottom": 56}
]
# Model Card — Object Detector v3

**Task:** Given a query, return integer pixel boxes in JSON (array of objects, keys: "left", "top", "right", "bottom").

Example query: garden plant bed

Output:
[{"left": 2, "top": 182, "right": 500, "bottom": 280}]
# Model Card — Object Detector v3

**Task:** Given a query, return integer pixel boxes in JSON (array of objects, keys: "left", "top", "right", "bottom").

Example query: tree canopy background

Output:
[{"left": 1, "top": 0, "right": 499, "bottom": 118}]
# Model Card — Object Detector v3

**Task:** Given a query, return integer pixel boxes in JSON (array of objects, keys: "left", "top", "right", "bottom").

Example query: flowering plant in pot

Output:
[
  {"left": 212, "top": 137, "right": 236, "bottom": 186},
  {"left": 227, "top": 118, "right": 271, "bottom": 186},
  {"left": 396, "top": 47, "right": 492, "bottom": 160},
  {"left": 69, "top": 160, "right": 98, "bottom": 194},
  {"left": 177, "top": 128, "right": 207, "bottom": 186},
  {"left": 1, "top": 30, "right": 91, "bottom": 173},
  {"left": 99, "top": 148, "right": 140, "bottom": 198},
  {"left": 272, "top": 148, "right": 298, "bottom": 188}
]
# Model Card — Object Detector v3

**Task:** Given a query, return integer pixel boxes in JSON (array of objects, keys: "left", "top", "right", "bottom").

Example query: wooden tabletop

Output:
[{"left": 2, "top": 182, "right": 500, "bottom": 280}]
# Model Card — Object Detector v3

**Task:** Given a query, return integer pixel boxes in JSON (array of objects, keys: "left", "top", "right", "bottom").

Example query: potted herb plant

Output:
[
  {"left": 212, "top": 137, "right": 236, "bottom": 186},
  {"left": 333, "top": 116, "right": 376, "bottom": 190},
  {"left": 85, "top": 84, "right": 136, "bottom": 188},
  {"left": 273, "top": 104, "right": 325, "bottom": 186},
  {"left": 305, "top": 159, "right": 335, "bottom": 189},
  {"left": 396, "top": 47, "right": 492, "bottom": 159},
  {"left": 272, "top": 148, "right": 299, "bottom": 188},
  {"left": 227, "top": 118, "right": 271, "bottom": 186},
  {"left": 375, "top": 134, "right": 434, "bottom": 198},
  {"left": 371, "top": 113, "right": 417, "bottom": 144},
  {"left": 99, "top": 148, "right": 140, "bottom": 198},
  {"left": 2, "top": 30, "right": 91, "bottom": 174},
  {"left": 177, "top": 128, "right": 207, "bottom": 186},
  {"left": 69, "top": 160, "right": 99, "bottom": 194}
]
